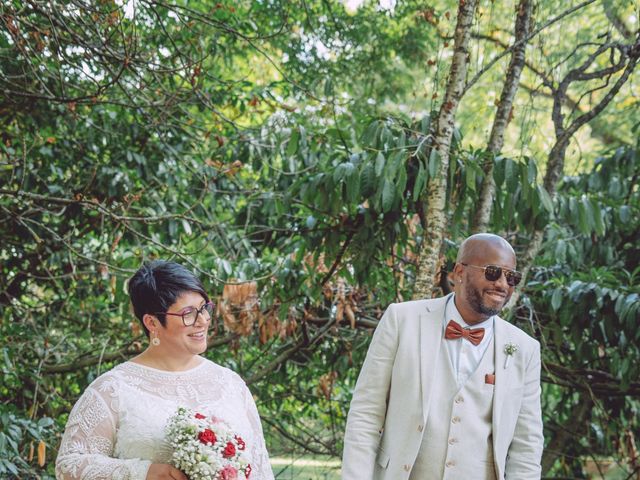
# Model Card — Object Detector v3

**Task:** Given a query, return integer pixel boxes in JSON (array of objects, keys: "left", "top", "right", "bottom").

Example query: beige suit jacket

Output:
[{"left": 341, "top": 294, "right": 543, "bottom": 480}]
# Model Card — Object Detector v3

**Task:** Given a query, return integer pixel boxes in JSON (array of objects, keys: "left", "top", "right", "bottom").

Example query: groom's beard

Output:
[{"left": 465, "top": 283, "right": 510, "bottom": 317}]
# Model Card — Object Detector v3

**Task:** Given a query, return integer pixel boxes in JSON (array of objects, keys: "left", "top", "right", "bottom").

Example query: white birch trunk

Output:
[
  {"left": 472, "top": 0, "right": 533, "bottom": 233},
  {"left": 412, "top": 0, "right": 479, "bottom": 300}
]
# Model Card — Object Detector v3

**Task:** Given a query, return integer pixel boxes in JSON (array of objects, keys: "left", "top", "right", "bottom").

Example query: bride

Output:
[{"left": 56, "top": 260, "right": 274, "bottom": 479}]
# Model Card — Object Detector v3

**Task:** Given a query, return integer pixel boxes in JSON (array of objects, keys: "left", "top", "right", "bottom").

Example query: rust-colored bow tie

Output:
[{"left": 445, "top": 320, "right": 485, "bottom": 346}]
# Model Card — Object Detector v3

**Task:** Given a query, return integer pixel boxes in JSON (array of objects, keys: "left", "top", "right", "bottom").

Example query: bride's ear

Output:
[{"left": 142, "top": 314, "right": 157, "bottom": 333}]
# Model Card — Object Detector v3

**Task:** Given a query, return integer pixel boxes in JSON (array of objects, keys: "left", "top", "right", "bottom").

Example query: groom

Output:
[{"left": 342, "top": 233, "right": 543, "bottom": 479}]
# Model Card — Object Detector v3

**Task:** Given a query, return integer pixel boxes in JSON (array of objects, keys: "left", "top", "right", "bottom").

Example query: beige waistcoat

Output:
[{"left": 410, "top": 336, "right": 497, "bottom": 480}]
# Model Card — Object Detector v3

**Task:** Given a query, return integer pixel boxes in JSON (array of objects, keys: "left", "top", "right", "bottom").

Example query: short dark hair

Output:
[{"left": 128, "top": 260, "right": 209, "bottom": 336}]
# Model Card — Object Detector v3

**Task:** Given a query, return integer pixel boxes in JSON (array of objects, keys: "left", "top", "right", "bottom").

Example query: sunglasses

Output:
[{"left": 461, "top": 263, "right": 523, "bottom": 287}]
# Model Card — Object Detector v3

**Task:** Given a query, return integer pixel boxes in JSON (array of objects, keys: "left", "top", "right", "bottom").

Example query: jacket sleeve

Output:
[
  {"left": 342, "top": 304, "right": 400, "bottom": 480},
  {"left": 55, "top": 385, "right": 151, "bottom": 480},
  {"left": 504, "top": 341, "right": 544, "bottom": 479}
]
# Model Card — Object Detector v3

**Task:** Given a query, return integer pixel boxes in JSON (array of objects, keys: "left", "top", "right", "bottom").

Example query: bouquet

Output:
[{"left": 166, "top": 407, "right": 251, "bottom": 480}]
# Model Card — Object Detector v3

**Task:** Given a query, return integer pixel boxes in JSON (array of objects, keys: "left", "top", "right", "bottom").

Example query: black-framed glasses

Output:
[
  {"left": 461, "top": 263, "right": 523, "bottom": 287},
  {"left": 155, "top": 301, "right": 215, "bottom": 327}
]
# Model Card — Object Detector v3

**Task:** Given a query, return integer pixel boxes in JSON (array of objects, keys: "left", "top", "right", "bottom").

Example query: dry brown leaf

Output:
[
  {"left": 335, "top": 302, "right": 344, "bottom": 324},
  {"left": 37, "top": 440, "right": 46, "bottom": 467},
  {"left": 131, "top": 321, "right": 142, "bottom": 338},
  {"left": 317, "top": 371, "right": 338, "bottom": 401},
  {"left": 345, "top": 304, "right": 356, "bottom": 329}
]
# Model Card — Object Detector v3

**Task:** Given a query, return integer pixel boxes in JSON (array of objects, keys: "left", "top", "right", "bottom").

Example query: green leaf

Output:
[
  {"left": 505, "top": 159, "right": 518, "bottom": 193},
  {"left": 551, "top": 288, "right": 563, "bottom": 312},
  {"left": 333, "top": 164, "right": 346, "bottom": 183},
  {"left": 590, "top": 198, "right": 605, "bottom": 236},
  {"left": 537, "top": 185, "right": 554, "bottom": 213},
  {"left": 619, "top": 205, "right": 631, "bottom": 223},
  {"left": 286, "top": 129, "right": 300, "bottom": 157},
  {"left": 554, "top": 239, "right": 566, "bottom": 263},
  {"left": 493, "top": 156, "right": 506, "bottom": 187},
  {"left": 381, "top": 178, "right": 395, "bottom": 212},
  {"left": 527, "top": 157, "right": 537, "bottom": 184},
  {"left": 346, "top": 167, "right": 360, "bottom": 204},
  {"left": 413, "top": 160, "right": 427, "bottom": 202},
  {"left": 389, "top": 150, "right": 404, "bottom": 175},
  {"left": 578, "top": 196, "right": 594, "bottom": 234},
  {"left": 324, "top": 77, "right": 333, "bottom": 97},
  {"left": 362, "top": 121, "right": 379, "bottom": 146},
  {"left": 396, "top": 132, "right": 406, "bottom": 149},
  {"left": 420, "top": 115, "right": 431, "bottom": 134},
  {"left": 360, "top": 163, "right": 375, "bottom": 197},
  {"left": 375, "top": 152, "right": 385, "bottom": 177},
  {"left": 396, "top": 164, "right": 407, "bottom": 196},
  {"left": 466, "top": 162, "right": 476, "bottom": 192}
]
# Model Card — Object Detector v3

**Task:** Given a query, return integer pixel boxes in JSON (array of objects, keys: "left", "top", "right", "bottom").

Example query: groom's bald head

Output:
[{"left": 456, "top": 233, "right": 516, "bottom": 265}]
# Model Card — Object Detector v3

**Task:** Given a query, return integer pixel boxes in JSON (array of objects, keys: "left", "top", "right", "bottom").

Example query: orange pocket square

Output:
[{"left": 485, "top": 373, "right": 495, "bottom": 385}]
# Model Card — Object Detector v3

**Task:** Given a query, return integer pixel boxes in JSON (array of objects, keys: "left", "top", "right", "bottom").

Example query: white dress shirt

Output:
[{"left": 444, "top": 295, "right": 495, "bottom": 388}]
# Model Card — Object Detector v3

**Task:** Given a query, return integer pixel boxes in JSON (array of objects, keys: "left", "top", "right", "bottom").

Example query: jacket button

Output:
[
  {"left": 451, "top": 416, "right": 460, "bottom": 424},
  {"left": 455, "top": 395, "right": 464, "bottom": 403},
  {"left": 445, "top": 460, "right": 455, "bottom": 468},
  {"left": 417, "top": 424, "right": 423, "bottom": 432},
  {"left": 448, "top": 438, "right": 457, "bottom": 445},
  {"left": 403, "top": 464, "right": 411, "bottom": 471}
]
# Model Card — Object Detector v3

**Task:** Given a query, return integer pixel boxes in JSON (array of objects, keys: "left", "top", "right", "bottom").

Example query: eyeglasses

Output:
[
  {"left": 461, "top": 263, "right": 523, "bottom": 287},
  {"left": 155, "top": 301, "right": 215, "bottom": 327}
]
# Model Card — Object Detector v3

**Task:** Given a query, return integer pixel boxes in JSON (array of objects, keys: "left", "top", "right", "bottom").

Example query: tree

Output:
[{"left": 1, "top": 0, "right": 639, "bottom": 477}]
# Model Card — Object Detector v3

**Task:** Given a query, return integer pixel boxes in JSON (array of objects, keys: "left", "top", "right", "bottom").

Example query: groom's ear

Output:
[{"left": 453, "top": 262, "right": 464, "bottom": 282}]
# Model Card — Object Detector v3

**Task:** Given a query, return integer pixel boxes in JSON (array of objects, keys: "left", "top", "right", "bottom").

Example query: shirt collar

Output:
[{"left": 446, "top": 294, "right": 495, "bottom": 331}]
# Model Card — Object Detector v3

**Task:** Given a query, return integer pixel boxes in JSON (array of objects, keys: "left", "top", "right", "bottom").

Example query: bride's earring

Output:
[{"left": 151, "top": 331, "right": 160, "bottom": 346}]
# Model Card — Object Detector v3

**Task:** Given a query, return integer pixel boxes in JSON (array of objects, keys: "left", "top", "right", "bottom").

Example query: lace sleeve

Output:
[
  {"left": 55, "top": 384, "right": 151, "bottom": 480},
  {"left": 242, "top": 384, "right": 274, "bottom": 480}
]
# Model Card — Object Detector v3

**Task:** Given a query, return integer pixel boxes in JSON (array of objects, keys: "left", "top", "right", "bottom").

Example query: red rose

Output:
[
  {"left": 222, "top": 441, "right": 236, "bottom": 458},
  {"left": 235, "top": 435, "right": 246, "bottom": 451},
  {"left": 220, "top": 465, "right": 238, "bottom": 480},
  {"left": 195, "top": 413, "right": 206, "bottom": 419},
  {"left": 245, "top": 464, "right": 252, "bottom": 478},
  {"left": 198, "top": 428, "right": 217, "bottom": 445}
]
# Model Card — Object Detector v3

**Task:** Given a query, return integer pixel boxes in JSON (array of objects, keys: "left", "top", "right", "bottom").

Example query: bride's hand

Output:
[{"left": 146, "top": 463, "right": 188, "bottom": 480}]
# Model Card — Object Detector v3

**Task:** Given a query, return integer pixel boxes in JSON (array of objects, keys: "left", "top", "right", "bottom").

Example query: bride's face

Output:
[{"left": 157, "top": 291, "right": 211, "bottom": 357}]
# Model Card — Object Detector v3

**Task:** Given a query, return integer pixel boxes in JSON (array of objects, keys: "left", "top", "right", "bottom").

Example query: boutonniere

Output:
[{"left": 503, "top": 342, "right": 519, "bottom": 369}]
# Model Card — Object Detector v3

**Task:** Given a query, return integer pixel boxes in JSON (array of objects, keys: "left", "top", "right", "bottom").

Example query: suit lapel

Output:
[
  {"left": 420, "top": 294, "right": 451, "bottom": 423},
  {"left": 492, "top": 317, "right": 510, "bottom": 447}
]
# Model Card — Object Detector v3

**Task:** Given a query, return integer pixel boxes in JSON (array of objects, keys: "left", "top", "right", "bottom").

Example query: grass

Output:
[
  {"left": 269, "top": 456, "right": 635, "bottom": 479},
  {"left": 271, "top": 456, "right": 341, "bottom": 480}
]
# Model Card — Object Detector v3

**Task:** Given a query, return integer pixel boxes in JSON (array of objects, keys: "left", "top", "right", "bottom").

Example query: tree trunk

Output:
[
  {"left": 472, "top": 0, "right": 533, "bottom": 233},
  {"left": 508, "top": 38, "right": 639, "bottom": 306},
  {"left": 412, "top": 0, "right": 479, "bottom": 300}
]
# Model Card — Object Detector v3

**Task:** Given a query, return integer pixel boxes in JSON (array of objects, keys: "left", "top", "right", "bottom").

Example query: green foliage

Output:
[
  {"left": 0, "top": 406, "right": 55, "bottom": 479},
  {"left": 523, "top": 144, "right": 640, "bottom": 475},
  {"left": 1, "top": 0, "right": 638, "bottom": 477}
]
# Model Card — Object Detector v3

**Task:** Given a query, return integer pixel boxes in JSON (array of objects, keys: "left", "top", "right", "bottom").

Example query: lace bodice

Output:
[{"left": 55, "top": 358, "right": 274, "bottom": 480}]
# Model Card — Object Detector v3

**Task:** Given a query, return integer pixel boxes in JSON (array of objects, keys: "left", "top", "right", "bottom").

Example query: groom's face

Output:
[{"left": 455, "top": 243, "right": 516, "bottom": 324}]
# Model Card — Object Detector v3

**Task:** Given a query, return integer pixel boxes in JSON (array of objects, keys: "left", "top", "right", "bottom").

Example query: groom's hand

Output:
[{"left": 146, "top": 463, "right": 188, "bottom": 480}]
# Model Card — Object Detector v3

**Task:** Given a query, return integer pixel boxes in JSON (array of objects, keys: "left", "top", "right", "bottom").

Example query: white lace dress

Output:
[{"left": 55, "top": 358, "right": 274, "bottom": 480}]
